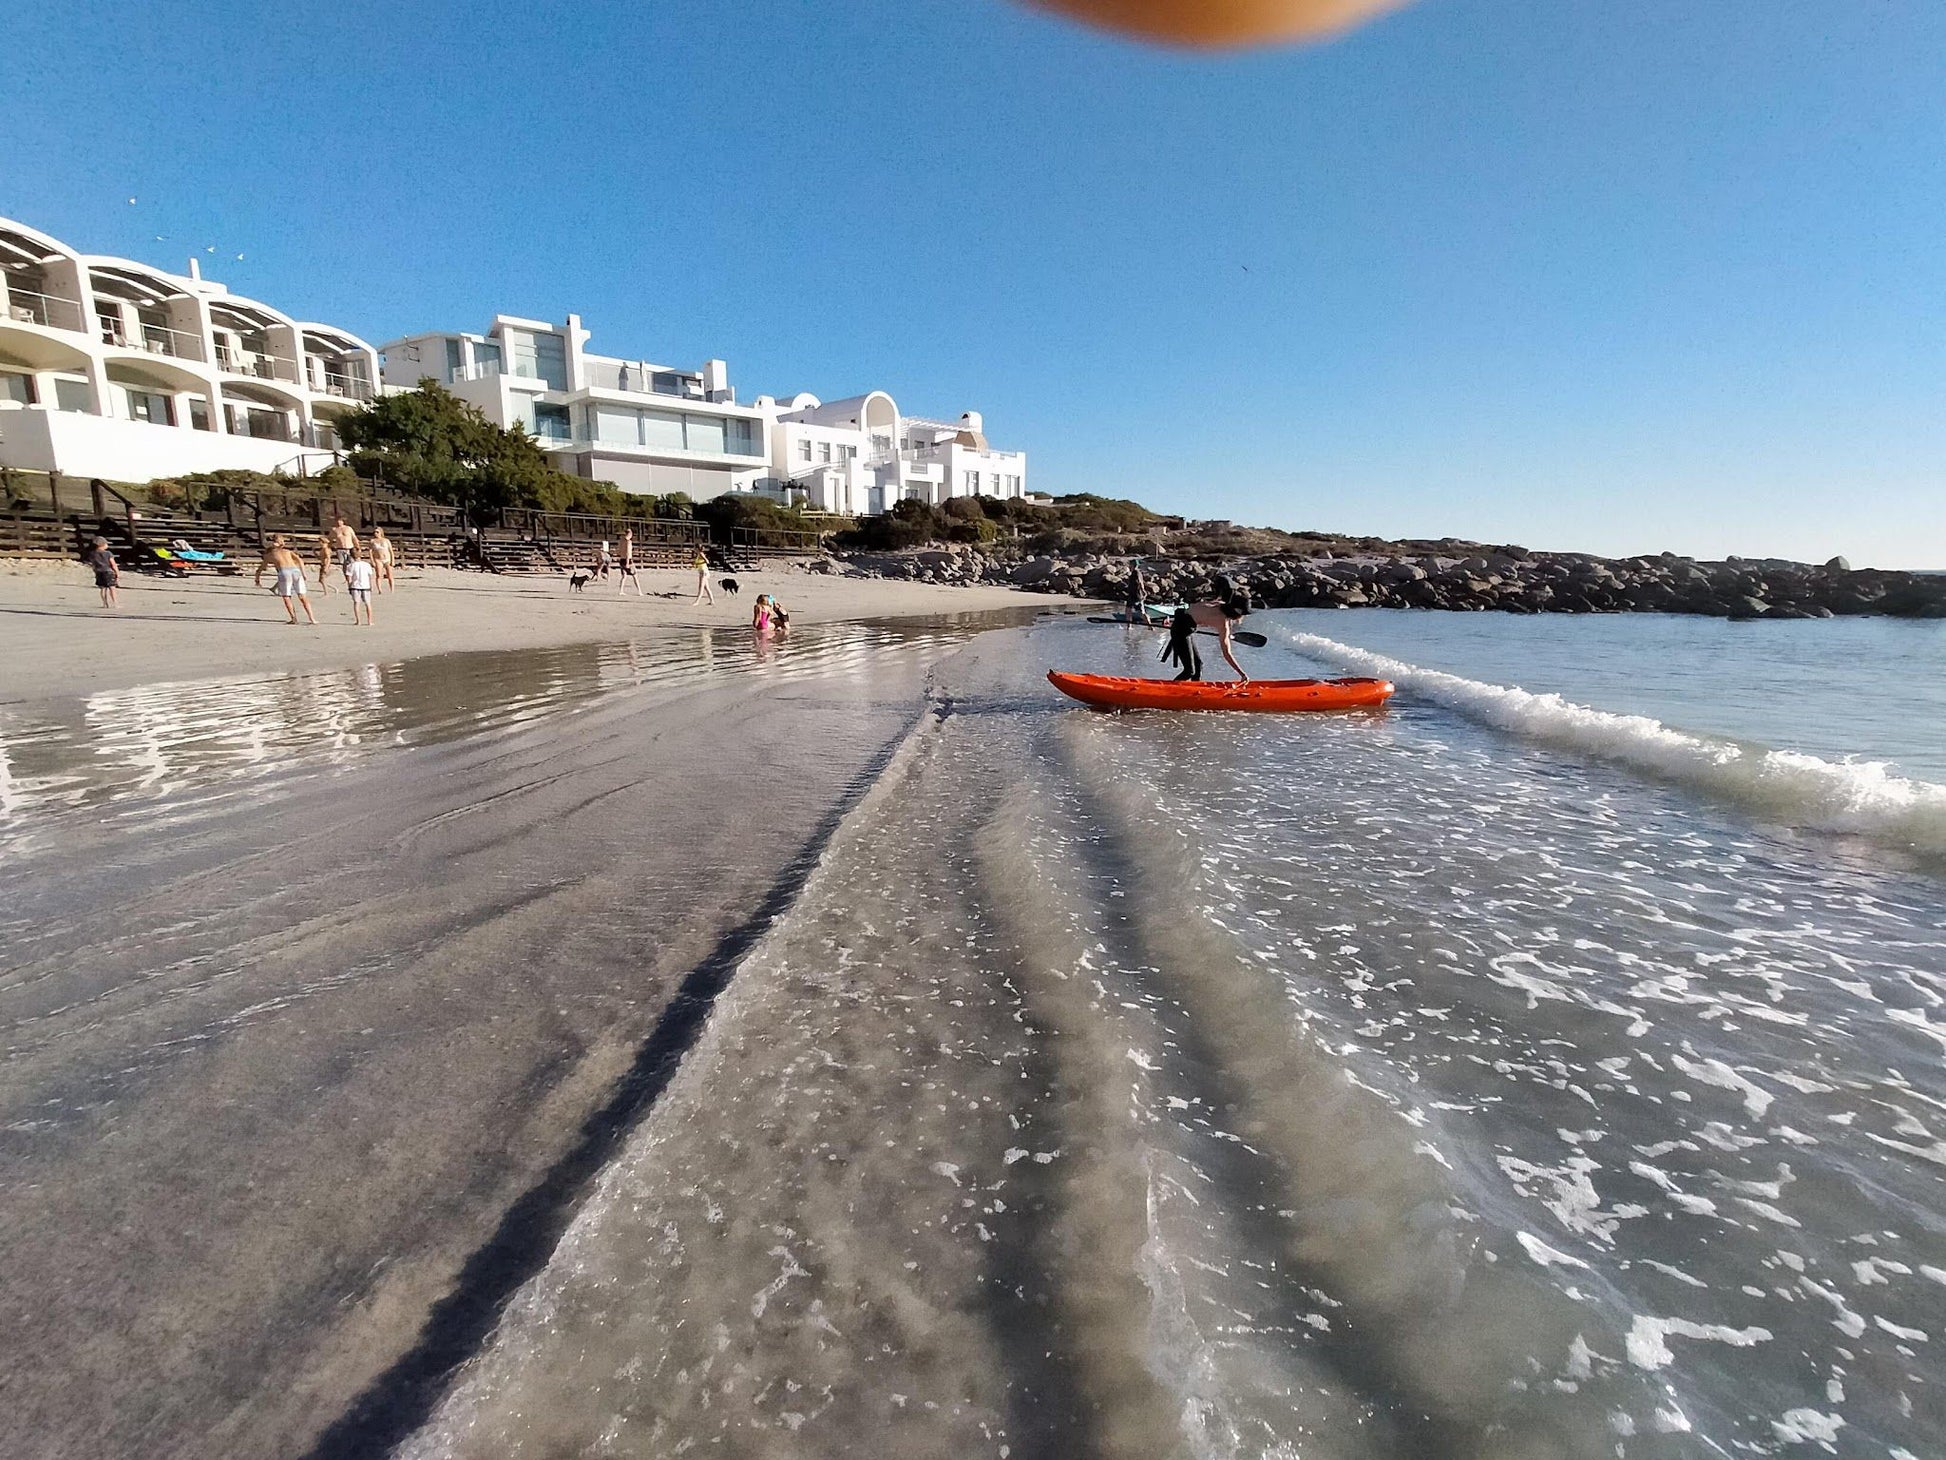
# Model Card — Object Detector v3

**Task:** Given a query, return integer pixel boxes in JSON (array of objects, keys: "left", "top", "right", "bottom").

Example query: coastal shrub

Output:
[{"left": 690, "top": 492, "right": 828, "bottom": 545}]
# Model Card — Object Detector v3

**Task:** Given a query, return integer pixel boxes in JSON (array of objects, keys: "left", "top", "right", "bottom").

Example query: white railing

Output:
[
  {"left": 5, "top": 288, "right": 86, "bottom": 333},
  {"left": 318, "top": 371, "right": 374, "bottom": 401},
  {"left": 217, "top": 351, "right": 298, "bottom": 384},
  {"left": 584, "top": 360, "right": 706, "bottom": 399},
  {"left": 451, "top": 359, "right": 503, "bottom": 383},
  {"left": 101, "top": 320, "right": 206, "bottom": 361}
]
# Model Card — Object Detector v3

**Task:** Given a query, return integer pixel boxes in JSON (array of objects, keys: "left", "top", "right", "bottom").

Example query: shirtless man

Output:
[
  {"left": 1161, "top": 575, "right": 1250, "bottom": 682},
  {"left": 369, "top": 526, "right": 395, "bottom": 592},
  {"left": 313, "top": 533, "right": 333, "bottom": 594},
  {"left": 255, "top": 534, "right": 317, "bottom": 624},
  {"left": 616, "top": 529, "right": 641, "bottom": 596},
  {"left": 328, "top": 516, "right": 360, "bottom": 588}
]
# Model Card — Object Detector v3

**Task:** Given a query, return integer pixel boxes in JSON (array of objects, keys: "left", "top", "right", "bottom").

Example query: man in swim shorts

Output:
[
  {"left": 328, "top": 516, "right": 360, "bottom": 587},
  {"left": 255, "top": 534, "right": 317, "bottom": 624}
]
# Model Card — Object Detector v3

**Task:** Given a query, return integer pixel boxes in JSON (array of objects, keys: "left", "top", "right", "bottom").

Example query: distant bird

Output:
[
  {"left": 235, "top": 253, "right": 245, "bottom": 261},
  {"left": 127, "top": 197, "right": 137, "bottom": 205},
  {"left": 205, "top": 245, "right": 215, "bottom": 253},
  {"left": 153, "top": 234, "right": 167, "bottom": 241}
]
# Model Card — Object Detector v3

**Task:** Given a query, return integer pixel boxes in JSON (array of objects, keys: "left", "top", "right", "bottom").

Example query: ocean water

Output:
[
  {"left": 386, "top": 612, "right": 1946, "bottom": 1460},
  {"left": 6, "top": 609, "right": 1945, "bottom": 1459}
]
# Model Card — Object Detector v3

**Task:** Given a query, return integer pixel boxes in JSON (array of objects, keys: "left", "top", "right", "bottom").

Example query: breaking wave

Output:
[{"left": 1283, "top": 629, "right": 1946, "bottom": 858}]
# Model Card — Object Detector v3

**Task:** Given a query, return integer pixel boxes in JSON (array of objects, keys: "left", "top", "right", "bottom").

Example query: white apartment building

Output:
[
  {"left": 754, "top": 390, "right": 1029, "bottom": 516},
  {"left": 381, "top": 316, "right": 1028, "bottom": 511},
  {"left": 0, "top": 216, "right": 378, "bottom": 481},
  {"left": 381, "top": 316, "right": 770, "bottom": 500}
]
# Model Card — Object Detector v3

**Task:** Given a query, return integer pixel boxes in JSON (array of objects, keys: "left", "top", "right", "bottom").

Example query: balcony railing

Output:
[
  {"left": 451, "top": 359, "right": 503, "bottom": 383},
  {"left": 100, "top": 320, "right": 207, "bottom": 362},
  {"left": 217, "top": 351, "right": 299, "bottom": 384},
  {"left": 318, "top": 371, "right": 374, "bottom": 401},
  {"left": 583, "top": 360, "right": 709, "bottom": 399},
  {"left": 5, "top": 288, "right": 86, "bottom": 333}
]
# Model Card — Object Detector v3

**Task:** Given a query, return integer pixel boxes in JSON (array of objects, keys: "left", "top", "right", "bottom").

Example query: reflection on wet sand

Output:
[{"left": 0, "top": 612, "right": 1037, "bottom": 1460}]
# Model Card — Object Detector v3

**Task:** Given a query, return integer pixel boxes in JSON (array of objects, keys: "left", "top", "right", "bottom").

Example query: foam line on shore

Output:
[{"left": 1283, "top": 630, "right": 1946, "bottom": 858}]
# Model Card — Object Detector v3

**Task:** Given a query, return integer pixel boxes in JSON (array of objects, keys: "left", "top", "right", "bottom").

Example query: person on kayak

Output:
[{"left": 1161, "top": 576, "right": 1250, "bottom": 682}]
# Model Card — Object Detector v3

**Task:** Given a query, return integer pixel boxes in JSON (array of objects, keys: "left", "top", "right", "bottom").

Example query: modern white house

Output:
[
  {"left": 383, "top": 317, "right": 1028, "bottom": 510},
  {"left": 753, "top": 391, "right": 1028, "bottom": 516},
  {"left": 381, "top": 317, "right": 771, "bottom": 500},
  {"left": 0, "top": 216, "right": 379, "bottom": 481}
]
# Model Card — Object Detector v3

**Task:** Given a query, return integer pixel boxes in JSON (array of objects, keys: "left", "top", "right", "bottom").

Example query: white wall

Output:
[{"left": 0, "top": 406, "right": 336, "bottom": 481}]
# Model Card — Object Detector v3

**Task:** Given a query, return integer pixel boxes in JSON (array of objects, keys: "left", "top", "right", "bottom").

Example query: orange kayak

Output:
[{"left": 1048, "top": 671, "right": 1394, "bottom": 713}]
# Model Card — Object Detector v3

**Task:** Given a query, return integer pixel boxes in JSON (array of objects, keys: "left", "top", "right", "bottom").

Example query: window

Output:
[
  {"left": 726, "top": 417, "right": 760, "bottom": 456},
  {"left": 819, "top": 442, "right": 832, "bottom": 463},
  {"left": 798, "top": 439, "right": 812, "bottom": 462},
  {"left": 845, "top": 445, "right": 858, "bottom": 460},
  {"left": 685, "top": 414, "right": 726, "bottom": 454},
  {"left": 534, "top": 402, "right": 571, "bottom": 442},
  {"left": 641, "top": 409, "right": 686, "bottom": 450},
  {"left": 98, "top": 309, "right": 126, "bottom": 345},
  {"left": 0, "top": 372, "right": 35, "bottom": 406},
  {"left": 507, "top": 331, "right": 564, "bottom": 388},
  {"left": 595, "top": 406, "right": 640, "bottom": 445},
  {"left": 964, "top": 470, "right": 979, "bottom": 493},
  {"left": 445, "top": 339, "right": 463, "bottom": 376},
  {"left": 189, "top": 398, "right": 211, "bottom": 431},
  {"left": 54, "top": 378, "right": 92, "bottom": 412},
  {"left": 475, "top": 341, "right": 501, "bottom": 371}
]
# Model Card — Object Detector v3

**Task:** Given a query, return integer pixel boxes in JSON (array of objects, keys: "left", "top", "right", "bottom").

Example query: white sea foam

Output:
[{"left": 1283, "top": 631, "right": 1946, "bottom": 856}]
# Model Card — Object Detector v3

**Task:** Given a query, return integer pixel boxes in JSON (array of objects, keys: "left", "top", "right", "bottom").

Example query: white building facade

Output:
[
  {"left": 382, "top": 318, "right": 1028, "bottom": 510},
  {"left": 0, "top": 217, "right": 378, "bottom": 481},
  {"left": 382, "top": 317, "right": 771, "bottom": 500},
  {"left": 753, "top": 392, "right": 1029, "bottom": 516}
]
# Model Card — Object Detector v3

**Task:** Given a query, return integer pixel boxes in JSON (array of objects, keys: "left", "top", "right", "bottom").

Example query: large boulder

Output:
[{"left": 1012, "top": 556, "right": 1058, "bottom": 586}]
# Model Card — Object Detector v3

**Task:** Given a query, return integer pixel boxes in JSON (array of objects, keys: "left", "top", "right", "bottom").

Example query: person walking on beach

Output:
[
  {"left": 328, "top": 516, "right": 360, "bottom": 588},
  {"left": 255, "top": 534, "right": 317, "bottom": 625},
  {"left": 370, "top": 526, "right": 395, "bottom": 592},
  {"left": 1123, "top": 561, "right": 1148, "bottom": 624},
  {"left": 595, "top": 539, "right": 613, "bottom": 580},
  {"left": 82, "top": 536, "right": 120, "bottom": 608},
  {"left": 313, "top": 533, "right": 334, "bottom": 595},
  {"left": 1161, "top": 575, "right": 1250, "bottom": 683},
  {"left": 691, "top": 548, "right": 714, "bottom": 606},
  {"left": 344, "top": 549, "right": 377, "bottom": 626},
  {"left": 617, "top": 529, "right": 641, "bottom": 596}
]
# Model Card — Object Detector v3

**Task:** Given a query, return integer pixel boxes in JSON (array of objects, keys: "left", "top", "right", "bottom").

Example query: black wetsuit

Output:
[{"left": 1160, "top": 607, "right": 1201, "bottom": 680}]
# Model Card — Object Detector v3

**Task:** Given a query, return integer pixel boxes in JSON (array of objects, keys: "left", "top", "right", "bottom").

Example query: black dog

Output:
[
  {"left": 719, "top": 577, "right": 740, "bottom": 596},
  {"left": 568, "top": 569, "right": 591, "bottom": 592}
]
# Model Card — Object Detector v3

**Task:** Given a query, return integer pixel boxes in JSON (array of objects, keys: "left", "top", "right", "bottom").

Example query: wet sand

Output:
[
  {"left": 0, "top": 559, "right": 1034, "bottom": 702},
  {"left": 0, "top": 620, "right": 1036, "bottom": 1459}
]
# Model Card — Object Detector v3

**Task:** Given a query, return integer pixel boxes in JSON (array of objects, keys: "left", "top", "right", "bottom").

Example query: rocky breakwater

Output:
[{"left": 822, "top": 546, "right": 1946, "bottom": 619}]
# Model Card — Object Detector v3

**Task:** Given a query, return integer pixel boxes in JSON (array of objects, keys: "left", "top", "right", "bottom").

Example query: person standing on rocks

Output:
[{"left": 1163, "top": 575, "right": 1251, "bottom": 682}]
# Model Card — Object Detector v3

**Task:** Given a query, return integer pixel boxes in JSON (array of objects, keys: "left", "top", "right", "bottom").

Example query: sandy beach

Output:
[{"left": 0, "top": 559, "right": 1038, "bottom": 704}]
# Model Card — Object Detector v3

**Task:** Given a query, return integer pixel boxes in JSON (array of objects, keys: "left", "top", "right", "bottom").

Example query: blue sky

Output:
[{"left": 5, "top": 0, "right": 1942, "bottom": 565}]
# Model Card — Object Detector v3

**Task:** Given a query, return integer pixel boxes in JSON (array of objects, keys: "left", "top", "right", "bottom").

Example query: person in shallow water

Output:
[
  {"left": 1123, "top": 561, "right": 1148, "bottom": 623},
  {"left": 1162, "top": 575, "right": 1251, "bottom": 683}
]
